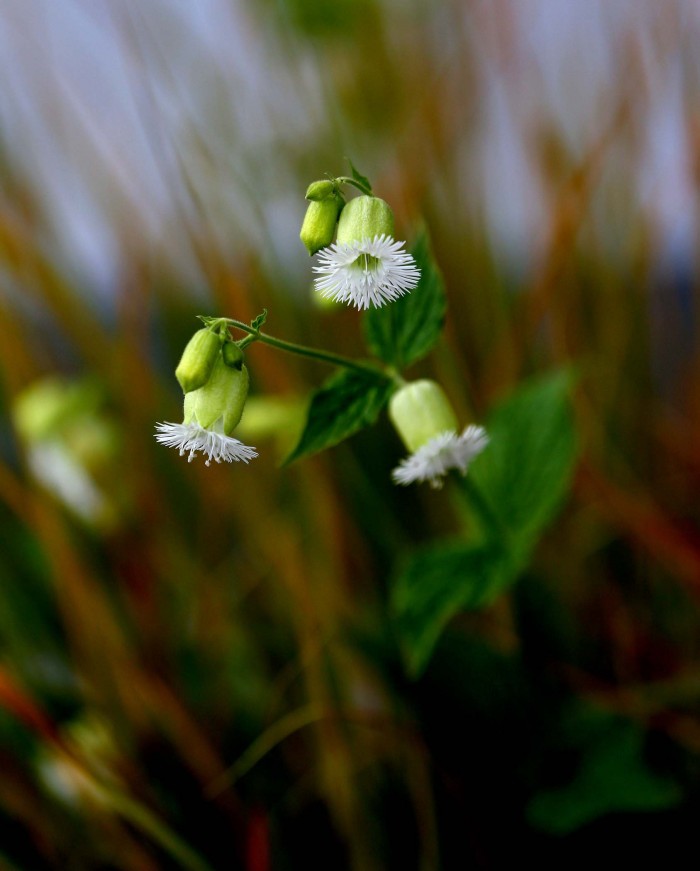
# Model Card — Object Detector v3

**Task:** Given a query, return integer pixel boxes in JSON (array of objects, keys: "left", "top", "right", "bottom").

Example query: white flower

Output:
[
  {"left": 312, "top": 234, "right": 421, "bottom": 310},
  {"left": 155, "top": 421, "right": 257, "bottom": 466},
  {"left": 392, "top": 424, "right": 489, "bottom": 489}
]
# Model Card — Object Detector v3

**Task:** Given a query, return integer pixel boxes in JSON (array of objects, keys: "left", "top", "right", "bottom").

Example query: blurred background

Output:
[{"left": 0, "top": 0, "right": 699, "bottom": 868}]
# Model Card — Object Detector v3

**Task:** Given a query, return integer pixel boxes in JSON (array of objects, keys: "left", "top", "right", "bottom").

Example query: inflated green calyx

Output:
[
  {"left": 175, "top": 328, "right": 222, "bottom": 394},
  {"left": 184, "top": 356, "right": 250, "bottom": 435},
  {"left": 389, "top": 380, "right": 459, "bottom": 453},
  {"left": 222, "top": 341, "right": 244, "bottom": 370},
  {"left": 300, "top": 195, "right": 344, "bottom": 255},
  {"left": 336, "top": 195, "right": 394, "bottom": 245}
]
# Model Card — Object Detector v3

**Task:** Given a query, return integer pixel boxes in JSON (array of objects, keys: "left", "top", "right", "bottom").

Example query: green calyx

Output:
[
  {"left": 305, "top": 179, "right": 338, "bottom": 201},
  {"left": 389, "top": 380, "right": 459, "bottom": 453},
  {"left": 336, "top": 195, "right": 394, "bottom": 245},
  {"left": 184, "top": 356, "right": 250, "bottom": 435},
  {"left": 300, "top": 195, "right": 344, "bottom": 255},
  {"left": 175, "top": 328, "right": 223, "bottom": 394},
  {"left": 222, "top": 341, "right": 244, "bottom": 370}
]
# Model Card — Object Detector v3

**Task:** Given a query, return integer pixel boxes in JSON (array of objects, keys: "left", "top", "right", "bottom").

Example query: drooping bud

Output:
[
  {"left": 389, "top": 380, "right": 459, "bottom": 453},
  {"left": 336, "top": 195, "right": 394, "bottom": 245},
  {"left": 175, "top": 328, "right": 222, "bottom": 394},
  {"left": 305, "top": 180, "right": 337, "bottom": 201},
  {"left": 300, "top": 195, "right": 344, "bottom": 255},
  {"left": 184, "top": 355, "right": 250, "bottom": 435},
  {"left": 222, "top": 341, "right": 244, "bottom": 370}
]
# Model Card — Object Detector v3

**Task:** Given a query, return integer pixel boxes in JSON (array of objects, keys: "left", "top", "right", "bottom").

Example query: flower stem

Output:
[
  {"left": 221, "top": 319, "right": 388, "bottom": 378},
  {"left": 459, "top": 476, "right": 509, "bottom": 543},
  {"left": 334, "top": 176, "right": 373, "bottom": 196}
]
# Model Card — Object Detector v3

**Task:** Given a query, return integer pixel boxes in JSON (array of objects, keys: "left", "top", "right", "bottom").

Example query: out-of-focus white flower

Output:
[
  {"left": 389, "top": 379, "right": 488, "bottom": 488},
  {"left": 313, "top": 234, "right": 420, "bottom": 309},
  {"left": 392, "top": 424, "right": 489, "bottom": 489}
]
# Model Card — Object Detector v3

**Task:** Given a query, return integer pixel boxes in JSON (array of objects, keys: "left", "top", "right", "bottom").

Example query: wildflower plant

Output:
[{"left": 156, "top": 162, "right": 579, "bottom": 677}]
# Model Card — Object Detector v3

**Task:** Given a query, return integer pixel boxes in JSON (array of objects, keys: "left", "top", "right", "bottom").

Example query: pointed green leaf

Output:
[
  {"left": 251, "top": 309, "right": 268, "bottom": 331},
  {"left": 363, "top": 233, "right": 446, "bottom": 370},
  {"left": 347, "top": 158, "right": 372, "bottom": 194},
  {"left": 285, "top": 368, "right": 392, "bottom": 464},
  {"left": 468, "top": 370, "right": 578, "bottom": 557},
  {"left": 528, "top": 708, "right": 682, "bottom": 833},
  {"left": 392, "top": 542, "right": 507, "bottom": 677}
]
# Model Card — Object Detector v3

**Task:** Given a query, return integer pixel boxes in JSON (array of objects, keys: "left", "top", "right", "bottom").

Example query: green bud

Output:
[
  {"left": 305, "top": 180, "right": 336, "bottom": 201},
  {"left": 13, "top": 378, "right": 102, "bottom": 442},
  {"left": 184, "top": 356, "right": 250, "bottom": 435},
  {"left": 234, "top": 395, "right": 306, "bottom": 454},
  {"left": 222, "top": 341, "right": 244, "bottom": 370},
  {"left": 389, "top": 380, "right": 458, "bottom": 453},
  {"left": 336, "top": 195, "right": 394, "bottom": 245},
  {"left": 300, "top": 195, "right": 344, "bottom": 255},
  {"left": 175, "top": 328, "right": 222, "bottom": 393}
]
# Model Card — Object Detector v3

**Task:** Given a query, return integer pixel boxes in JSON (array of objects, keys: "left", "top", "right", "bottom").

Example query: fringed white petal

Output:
[
  {"left": 155, "top": 422, "right": 258, "bottom": 466},
  {"left": 392, "top": 425, "right": 489, "bottom": 488},
  {"left": 313, "top": 234, "right": 421, "bottom": 310}
]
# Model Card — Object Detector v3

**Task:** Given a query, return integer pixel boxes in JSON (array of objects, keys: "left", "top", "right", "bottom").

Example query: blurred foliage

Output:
[{"left": 0, "top": 0, "right": 699, "bottom": 869}]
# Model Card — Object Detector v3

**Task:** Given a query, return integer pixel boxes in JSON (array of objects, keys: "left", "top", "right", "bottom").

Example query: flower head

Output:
[
  {"left": 155, "top": 421, "right": 257, "bottom": 466},
  {"left": 388, "top": 379, "right": 488, "bottom": 488},
  {"left": 156, "top": 351, "right": 257, "bottom": 466},
  {"left": 311, "top": 194, "right": 420, "bottom": 309},
  {"left": 392, "top": 425, "right": 489, "bottom": 489},
  {"left": 313, "top": 234, "right": 420, "bottom": 309}
]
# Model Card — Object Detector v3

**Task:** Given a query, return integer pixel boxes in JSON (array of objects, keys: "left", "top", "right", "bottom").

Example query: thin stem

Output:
[
  {"left": 459, "top": 475, "right": 509, "bottom": 543},
  {"left": 93, "top": 782, "right": 214, "bottom": 871},
  {"left": 222, "top": 319, "right": 388, "bottom": 378},
  {"left": 334, "top": 176, "right": 373, "bottom": 196},
  {"left": 236, "top": 334, "right": 257, "bottom": 350}
]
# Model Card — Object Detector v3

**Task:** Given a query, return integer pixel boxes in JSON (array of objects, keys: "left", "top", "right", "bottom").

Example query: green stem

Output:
[
  {"left": 459, "top": 475, "right": 508, "bottom": 543},
  {"left": 334, "top": 176, "right": 373, "bottom": 196},
  {"left": 222, "top": 319, "right": 387, "bottom": 378},
  {"left": 206, "top": 704, "right": 325, "bottom": 797},
  {"left": 93, "top": 782, "right": 214, "bottom": 871}
]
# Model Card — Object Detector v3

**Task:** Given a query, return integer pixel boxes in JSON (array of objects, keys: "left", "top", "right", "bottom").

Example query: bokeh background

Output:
[{"left": 0, "top": 1, "right": 699, "bottom": 868}]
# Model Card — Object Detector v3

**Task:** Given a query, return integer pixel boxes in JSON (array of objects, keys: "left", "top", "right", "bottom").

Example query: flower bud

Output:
[
  {"left": 184, "top": 355, "right": 250, "bottom": 435},
  {"left": 13, "top": 378, "right": 102, "bottom": 442},
  {"left": 336, "top": 195, "right": 394, "bottom": 245},
  {"left": 300, "top": 195, "right": 344, "bottom": 255},
  {"left": 389, "top": 380, "right": 458, "bottom": 453},
  {"left": 305, "top": 180, "right": 337, "bottom": 201},
  {"left": 175, "top": 328, "right": 222, "bottom": 394},
  {"left": 222, "top": 341, "right": 244, "bottom": 370}
]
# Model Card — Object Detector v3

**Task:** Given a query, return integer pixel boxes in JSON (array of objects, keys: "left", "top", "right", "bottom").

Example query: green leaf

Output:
[
  {"left": 468, "top": 369, "right": 578, "bottom": 563},
  {"left": 284, "top": 368, "right": 392, "bottom": 464},
  {"left": 528, "top": 706, "right": 682, "bottom": 834},
  {"left": 347, "top": 158, "right": 372, "bottom": 194},
  {"left": 251, "top": 309, "right": 268, "bottom": 331},
  {"left": 363, "top": 233, "right": 446, "bottom": 370},
  {"left": 392, "top": 542, "right": 507, "bottom": 677}
]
